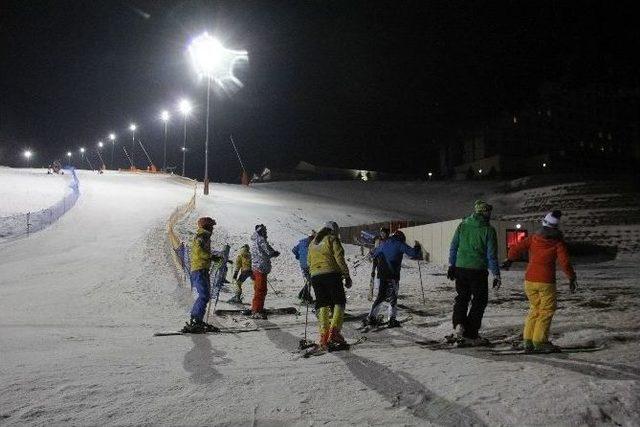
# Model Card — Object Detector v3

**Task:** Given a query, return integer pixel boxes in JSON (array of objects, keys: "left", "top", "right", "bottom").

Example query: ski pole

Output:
[
  {"left": 303, "top": 278, "right": 310, "bottom": 341},
  {"left": 268, "top": 279, "right": 282, "bottom": 296},
  {"left": 417, "top": 260, "right": 426, "bottom": 305}
]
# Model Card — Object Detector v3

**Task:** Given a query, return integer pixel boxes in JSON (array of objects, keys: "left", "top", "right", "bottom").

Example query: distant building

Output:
[{"left": 441, "top": 83, "right": 640, "bottom": 179}]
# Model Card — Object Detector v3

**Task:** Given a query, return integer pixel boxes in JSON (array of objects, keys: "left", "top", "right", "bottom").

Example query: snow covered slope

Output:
[
  {"left": 0, "top": 167, "right": 71, "bottom": 216},
  {"left": 1, "top": 173, "right": 639, "bottom": 425}
]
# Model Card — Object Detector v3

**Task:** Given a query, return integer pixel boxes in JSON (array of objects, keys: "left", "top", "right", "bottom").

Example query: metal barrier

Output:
[{"left": 0, "top": 168, "right": 80, "bottom": 242}]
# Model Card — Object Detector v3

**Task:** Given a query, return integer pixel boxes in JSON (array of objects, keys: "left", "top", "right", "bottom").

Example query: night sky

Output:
[{"left": 1, "top": 1, "right": 638, "bottom": 181}]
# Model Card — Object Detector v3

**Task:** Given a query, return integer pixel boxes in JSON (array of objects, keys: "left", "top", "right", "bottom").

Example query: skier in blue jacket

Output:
[
  {"left": 363, "top": 230, "right": 422, "bottom": 328},
  {"left": 292, "top": 230, "right": 316, "bottom": 304}
]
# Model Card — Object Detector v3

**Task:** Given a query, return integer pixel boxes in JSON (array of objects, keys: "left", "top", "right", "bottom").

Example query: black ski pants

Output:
[{"left": 452, "top": 267, "right": 488, "bottom": 339}]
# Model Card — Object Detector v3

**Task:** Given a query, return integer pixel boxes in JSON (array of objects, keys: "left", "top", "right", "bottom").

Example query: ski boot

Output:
[
  {"left": 327, "top": 328, "right": 349, "bottom": 352},
  {"left": 181, "top": 317, "right": 219, "bottom": 334},
  {"left": 360, "top": 315, "right": 379, "bottom": 329},
  {"left": 250, "top": 311, "right": 268, "bottom": 320},
  {"left": 387, "top": 317, "right": 402, "bottom": 328},
  {"left": 532, "top": 341, "right": 561, "bottom": 353},
  {"left": 227, "top": 294, "right": 243, "bottom": 304},
  {"left": 456, "top": 335, "right": 491, "bottom": 348}
]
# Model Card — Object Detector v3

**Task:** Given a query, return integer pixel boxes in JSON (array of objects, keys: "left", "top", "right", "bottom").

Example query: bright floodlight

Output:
[
  {"left": 23, "top": 150, "right": 32, "bottom": 159},
  {"left": 160, "top": 110, "right": 170, "bottom": 121},
  {"left": 67, "top": 151, "right": 72, "bottom": 157},
  {"left": 98, "top": 141, "right": 104, "bottom": 148},
  {"left": 129, "top": 124, "right": 137, "bottom": 132},
  {"left": 109, "top": 133, "right": 116, "bottom": 141},
  {"left": 188, "top": 32, "right": 248, "bottom": 86},
  {"left": 80, "top": 147, "right": 85, "bottom": 153},
  {"left": 178, "top": 99, "right": 192, "bottom": 115},
  {"left": 516, "top": 223, "right": 522, "bottom": 229}
]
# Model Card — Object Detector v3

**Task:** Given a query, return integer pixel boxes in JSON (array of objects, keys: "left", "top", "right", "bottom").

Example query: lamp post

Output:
[
  {"left": 79, "top": 147, "right": 85, "bottom": 169},
  {"left": 160, "top": 110, "right": 170, "bottom": 172},
  {"left": 109, "top": 133, "right": 116, "bottom": 169},
  {"left": 97, "top": 141, "right": 105, "bottom": 170},
  {"left": 129, "top": 124, "right": 137, "bottom": 168},
  {"left": 178, "top": 99, "right": 192, "bottom": 177},
  {"left": 188, "top": 32, "right": 248, "bottom": 195},
  {"left": 23, "top": 150, "right": 33, "bottom": 168},
  {"left": 67, "top": 151, "right": 72, "bottom": 167}
]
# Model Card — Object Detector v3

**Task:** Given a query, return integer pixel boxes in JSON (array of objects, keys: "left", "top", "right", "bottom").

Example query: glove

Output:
[
  {"left": 272, "top": 251, "right": 280, "bottom": 258},
  {"left": 343, "top": 276, "right": 352, "bottom": 288},
  {"left": 446, "top": 265, "right": 456, "bottom": 281},
  {"left": 500, "top": 259, "right": 512, "bottom": 270},
  {"left": 569, "top": 278, "right": 577, "bottom": 293},
  {"left": 232, "top": 270, "right": 239, "bottom": 280},
  {"left": 227, "top": 260, "right": 233, "bottom": 264},
  {"left": 492, "top": 277, "right": 501, "bottom": 290}
]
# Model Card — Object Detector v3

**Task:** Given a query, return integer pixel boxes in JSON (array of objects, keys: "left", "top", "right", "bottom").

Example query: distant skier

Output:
[
  {"left": 447, "top": 200, "right": 501, "bottom": 345},
  {"left": 183, "top": 217, "right": 220, "bottom": 333},
  {"left": 250, "top": 224, "right": 280, "bottom": 319},
  {"left": 292, "top": 230, "right": 316, "bottom": 304},
  {"left": 363, "top": 230, "right": 422, "bottom": 328},
  {"left": 501, "top": 210, "right": 577, "bottom": 353},
  {"left": 307, "top": 221, "right": 352, "bottom": 350},
  {"left": 228, "top": 244, "right": 252, "bottom": 304}
]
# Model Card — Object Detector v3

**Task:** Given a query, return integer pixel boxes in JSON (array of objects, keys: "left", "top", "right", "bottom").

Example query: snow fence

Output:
[
  {"left": 166, "top": 180, "right": 197, "bottom": 286},
  {"left": 0, "top": 168, "right": 80, "bottom": 242}
]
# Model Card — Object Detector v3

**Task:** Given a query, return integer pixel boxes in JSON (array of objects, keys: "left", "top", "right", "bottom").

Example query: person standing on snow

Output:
[
  {"left": 292, "top": 230, "right": 316, "bottom": 304},
  {"left": 501, "top": 210, "right": 577, "bottom": 353},
  {"left": 363, "top": 230, "right": 422, "bottom": 328},
  {"left": 307, "top": 221, "right": 352, "bottom": 350},
  {"left": 228, "top": 244, "right": 252, "bottom": 304},
  {"left": 250, "top": 224, "right": 280, "bottom": 319},
  {"left": 447, "top": 200, "right": 501, "bottom": 344},
  {"left": 183, "top": 217, "right": 220, "bottom": 333}
]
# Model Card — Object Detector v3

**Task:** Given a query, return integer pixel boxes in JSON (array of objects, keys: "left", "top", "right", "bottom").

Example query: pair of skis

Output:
[
  {"left": 415, "top": 339, "right": 605, "bottom": 355},
  {"left": 356, "top": 315, "right": 413, "bottom": 333}
]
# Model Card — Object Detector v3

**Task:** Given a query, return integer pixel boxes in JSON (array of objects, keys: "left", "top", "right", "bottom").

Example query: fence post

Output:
[{"left": 26, "top": 212, "right": 31, "bottom": 236}]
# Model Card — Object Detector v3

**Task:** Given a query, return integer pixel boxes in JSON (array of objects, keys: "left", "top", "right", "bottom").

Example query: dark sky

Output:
[{"left": 1, "top": 1, "right": 638, "bottom": 181}]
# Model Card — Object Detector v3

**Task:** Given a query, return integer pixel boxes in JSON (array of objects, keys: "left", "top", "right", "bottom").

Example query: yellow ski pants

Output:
[{"left": 523, "top": 281, "right": 557, "bottom": 345}]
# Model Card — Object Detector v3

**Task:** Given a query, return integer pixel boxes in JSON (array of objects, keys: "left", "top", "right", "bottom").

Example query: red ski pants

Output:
[{"left": 251, "top": 270, "right": 268, "bottom": 313}]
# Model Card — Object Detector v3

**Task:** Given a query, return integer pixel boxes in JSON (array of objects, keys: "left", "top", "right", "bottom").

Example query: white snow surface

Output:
[
  {"left": 1, "top": 171, "right": 639, "bottom": 426},
  {"left": 0, "top": 167, "right": 72, "bottom": 216}
]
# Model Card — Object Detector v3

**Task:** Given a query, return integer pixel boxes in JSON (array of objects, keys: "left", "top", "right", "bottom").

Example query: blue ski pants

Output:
[{"left": 190, "top": 269, "right": 211, "bottom": 321}]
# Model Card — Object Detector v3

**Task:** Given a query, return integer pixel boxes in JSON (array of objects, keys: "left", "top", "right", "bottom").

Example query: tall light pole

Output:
[
  {"left": 97, "top": 141, "right": 105, "bottom": 170},
  {"left": 109, "top": 133, "right": 116, "bottom": 169},
  {"left": 67, "top": 151, "right": 72, "bottom": 167},
  {"left": 178, "top": 99, "right": 192, "bottom": 177},
  {"left": 188, "top": 32, "right": 248, "bottom": 195},
  {"left": 129, "top": 124, "right": 137, "bottom": 168},
  {"left": 23, "top": 150, "right": 33, "bottom": 168},
  {"left": 160, "top": 110, "right": 170, "bottom": 172}
]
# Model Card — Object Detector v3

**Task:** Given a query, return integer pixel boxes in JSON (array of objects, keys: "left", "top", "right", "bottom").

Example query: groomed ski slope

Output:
[{"left": 1, "top": 170, "right": 639, "bottom": 426}]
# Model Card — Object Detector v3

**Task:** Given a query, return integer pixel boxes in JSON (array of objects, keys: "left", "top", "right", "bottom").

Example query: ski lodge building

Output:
[{"left": 400, "top": 219, "right": 539, "bottom": 266}]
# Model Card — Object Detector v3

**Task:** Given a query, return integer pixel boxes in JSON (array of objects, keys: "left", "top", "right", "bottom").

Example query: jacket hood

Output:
[
  {"left": 463, "top": 213, "right": 489, "bottom": 227},
  {"left": 196, "top": 227, "right": 211, "bottom": 236}
]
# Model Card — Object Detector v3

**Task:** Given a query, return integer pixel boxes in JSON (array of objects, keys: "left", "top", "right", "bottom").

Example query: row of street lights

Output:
[{"left": 23, "top": 32, "right": 247, "bottom": 195}]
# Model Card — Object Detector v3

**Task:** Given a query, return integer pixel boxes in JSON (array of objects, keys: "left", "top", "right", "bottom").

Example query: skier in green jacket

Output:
[{"left": 447, "top": 200, "right": 501, "bottom": 345}]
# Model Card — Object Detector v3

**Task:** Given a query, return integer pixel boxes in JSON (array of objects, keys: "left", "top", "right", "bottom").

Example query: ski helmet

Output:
[
  {"left": 392, "top": 230, "right": 406, "bottom": 242},
  {"left": 324, "top": 221, "right": 339, "bottom": 235},
  {"left": 197, "top": 217, "right": 216, "bottom": 231},
  {"left": 380, "top": 227, "right": 390, "bottom": 238},
  {"left": 474, "top": 200, "right": 493, "bottom": 215}
]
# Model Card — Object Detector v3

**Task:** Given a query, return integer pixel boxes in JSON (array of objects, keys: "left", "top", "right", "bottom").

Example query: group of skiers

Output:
[{"left": 182, "top": 199, "right": 577, "bottom": 353}]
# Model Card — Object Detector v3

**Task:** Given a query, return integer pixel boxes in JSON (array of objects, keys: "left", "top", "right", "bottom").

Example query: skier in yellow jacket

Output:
[
  {"left": 307, "top": 221, "right": 352, "bottom": 350},
  {"left": 228, "top": 244, "right": 252, "bottom": 304}
]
